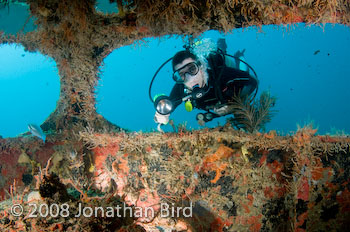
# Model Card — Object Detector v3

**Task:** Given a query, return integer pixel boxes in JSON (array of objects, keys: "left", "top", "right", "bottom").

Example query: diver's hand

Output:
[
  {"left": 154, "top": 112, "right": 170, "bottom": 125},
  {"left": 213, "top": 105, "right": 231, "bottom": 116}
]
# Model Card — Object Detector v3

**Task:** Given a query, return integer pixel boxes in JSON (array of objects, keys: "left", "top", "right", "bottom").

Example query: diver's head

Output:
[{"left": 172, "top": 50, "right": 208, "bottom": 90}]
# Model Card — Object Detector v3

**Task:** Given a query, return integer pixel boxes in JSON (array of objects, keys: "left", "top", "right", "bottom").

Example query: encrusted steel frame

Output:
[{"left": 1, "top": 1, "right": 350, "bottom": 231}]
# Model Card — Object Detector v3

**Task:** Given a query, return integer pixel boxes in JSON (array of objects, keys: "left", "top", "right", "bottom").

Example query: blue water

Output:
[
  {"left": 1, "top": 23, "right": 350, "bottom": 137},
  {"left": 0, "top": 46, "right": 59, "bottom": 138}
]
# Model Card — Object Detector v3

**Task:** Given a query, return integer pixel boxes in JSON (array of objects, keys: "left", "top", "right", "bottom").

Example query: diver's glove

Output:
[
  {"left": 213, "top": 105, "right": 233, "bottom": 116},
  {"left": 154, "top": 112, "right": 170, "bottom": 125}
]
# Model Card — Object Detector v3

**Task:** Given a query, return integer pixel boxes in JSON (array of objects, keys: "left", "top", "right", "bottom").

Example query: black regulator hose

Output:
[{"left": 149, "top": 57, "right": 173, "bottom": 103}]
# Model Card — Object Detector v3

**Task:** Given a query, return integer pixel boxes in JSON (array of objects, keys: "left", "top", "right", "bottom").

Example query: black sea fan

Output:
[{"left": 228, "top": 91, "right": 277, "bottom": 133}]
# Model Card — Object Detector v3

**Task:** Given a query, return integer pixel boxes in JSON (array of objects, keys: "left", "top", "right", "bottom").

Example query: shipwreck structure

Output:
[{"left": 1, "top": 0, "right": 350, "bottom": 231}]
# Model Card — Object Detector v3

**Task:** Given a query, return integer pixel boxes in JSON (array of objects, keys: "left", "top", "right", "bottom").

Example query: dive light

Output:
[
  {"left": 154, "top": 95, "right": 174, "bottom": 115},
  {"left": 154, "top": 86, "right": 206, "bottom": 115}
]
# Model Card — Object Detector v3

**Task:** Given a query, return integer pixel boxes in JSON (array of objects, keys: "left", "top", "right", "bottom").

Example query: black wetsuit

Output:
[{"left": 169, "top": 52, "right": 258, "bottom": 112}]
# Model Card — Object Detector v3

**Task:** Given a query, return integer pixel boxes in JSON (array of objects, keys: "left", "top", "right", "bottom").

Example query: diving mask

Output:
[{"left": 173, "top": 62, "right": 200, "bottom": 82}]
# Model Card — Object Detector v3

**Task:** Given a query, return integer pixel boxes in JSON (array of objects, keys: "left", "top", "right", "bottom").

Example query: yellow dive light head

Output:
[{"left": 185, "top": 100, "right": 193, "bottom": 112}]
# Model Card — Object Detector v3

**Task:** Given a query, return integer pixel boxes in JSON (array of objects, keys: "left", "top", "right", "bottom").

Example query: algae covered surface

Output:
[
  {"left": 1, "top": 0, "right": 350, "bottom": 231},
  {"left": 1, "top": 125, "right": 350, "bottom": 231}
]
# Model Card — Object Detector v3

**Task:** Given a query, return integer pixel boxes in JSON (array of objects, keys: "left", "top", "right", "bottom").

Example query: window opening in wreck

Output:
[
  {"left": 96, "top": 24, "right": 350, "bottom": 135},
  {"left": 0, "top": 44, "right": 59, "bottom": 138},
  {"left": 95, "top": 0, "right": 120, "bottom": 14},
  {"left": 0, "top": 1, "right": 36, "bottom": 35}
]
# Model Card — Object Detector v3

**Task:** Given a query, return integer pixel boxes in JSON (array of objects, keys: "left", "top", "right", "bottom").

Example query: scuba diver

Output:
[{"left": 150, "top": 38, "right": 259, "bottom": 132}]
